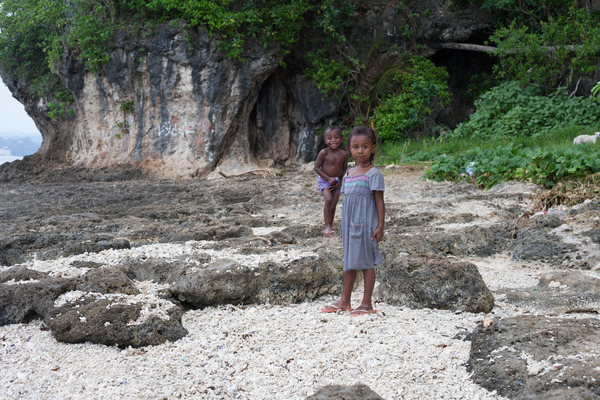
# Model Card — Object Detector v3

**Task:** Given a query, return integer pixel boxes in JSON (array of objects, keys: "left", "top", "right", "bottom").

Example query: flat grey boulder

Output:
[
  {"left": 376, "top": 253, "right": 494, "bottom": 313},
  {"left": 468, "top": 315, "right": 600, "bottom": 399},
  {"left": 503, "top": 271, "right": 600, "bottom": 314},
  {"left": 170, "top": 253, "right": 341, "bottom": 308},
  {"left": 305, "top": 384, "right": 385, "bottom": 400},
  {"left": 427, "top": 225, "right": 496, "bottom": 257}
]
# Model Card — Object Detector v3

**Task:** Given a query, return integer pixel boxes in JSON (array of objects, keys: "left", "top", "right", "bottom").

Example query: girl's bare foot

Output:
[
  {"left": 348, "top": 303, "right": 376, "bottom": 316},
  {"left": 348, "top": 309, "right": 377, "bottom": 316},
  {"left": 321, "top": 300, "right": 352, "bottom": 313}
]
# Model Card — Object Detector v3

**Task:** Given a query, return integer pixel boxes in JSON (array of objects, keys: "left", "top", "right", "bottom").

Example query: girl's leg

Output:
[
  {"left": 349, "top": 269, "right": 376, "bottom": 315},
  {"left": 321, "top": 270, "right": 356, "bottom": 312},
  {"left": 340, "top": 269, "right": 357, "bottom": 307}
]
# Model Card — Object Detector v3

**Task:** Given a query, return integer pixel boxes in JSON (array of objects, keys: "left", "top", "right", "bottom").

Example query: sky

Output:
[{"left": 0, "top": 80, "right": 42, "bottom": 140}]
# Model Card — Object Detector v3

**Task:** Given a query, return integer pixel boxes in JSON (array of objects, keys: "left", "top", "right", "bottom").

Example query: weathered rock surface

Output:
[
  {"left": 0, "top": 279, "right": 71, "bottom": 325},
  {"left": 46, "top": 298, "right": 188, "bottom": 348},
  {"left": 502, "top": 271, "right": 600, "bottom": 315},
  {"left": 170, "top": 254, "right": 341, "bottom": 308},
  {"left": 305, "top": 384, "right": 385, "bottom": 400},
  {"left": 468, "top": 315, "right": 600, "bottom": 399},
  {"left": 376, "top": 253, "right": 494, "bottom": 313}
]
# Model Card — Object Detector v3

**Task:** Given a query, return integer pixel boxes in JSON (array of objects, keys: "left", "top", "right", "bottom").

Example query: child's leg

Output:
[
  {"left": 349, "top": 269, "right": 376, "bottom": 315},
  {"left": 320, "top": 189, "right": 335, "bottom": 234},
  {"left": 328, "top": 190, "right": 340, "bottom": 228},
  {"left": 321, "top": 269, "right": 356, "bottom": 312}
]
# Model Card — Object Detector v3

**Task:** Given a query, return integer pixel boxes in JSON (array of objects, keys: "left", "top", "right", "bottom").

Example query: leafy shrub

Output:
[
  {"left": 424, "top": 143, "right": 600, "bottom": 189},
  {"left": 450, "top": 81, "right": 600, "bottom": 140},
  {"left": 593, "top": 81, "right": 600, "bottom": 103},
  {"left": 372, "top": 57, "right": 450, "bottom": 141},
  {"left": 304, "top": 49, "right": 350, "bottom": 96},
  {"left": 489, "top": 9, "right": 600, "bottom": 89},
  {"left": 478, "top": 0, "right": 574, "bottom": 31}
]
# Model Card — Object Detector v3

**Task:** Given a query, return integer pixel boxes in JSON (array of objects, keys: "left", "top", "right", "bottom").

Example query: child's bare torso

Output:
[{"left": 321, "top": 148, "right": 347, "bottom": 178}]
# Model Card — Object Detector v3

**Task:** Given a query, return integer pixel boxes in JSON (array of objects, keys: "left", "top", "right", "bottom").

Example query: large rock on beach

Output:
[
  {"left": 468, "top": 315, "right": 600, "bottom": 399},
  {"left": 74, "top": 266, "right": 139, "bottom": 295},
  {"left": 376, "top": 253, "right": 494, "bottom": 313},
  {"left": 0, "top": 266, "right": 140, "bottom": 327},
  {"left": 46, "top": 297, "right": 188, "bottom": 348},
  {"left": 305, "top": 384, "right": 385, "bottom": 400},
  {"left": 510, "top": 213, "right": 600, "bottom": 269},
  {"left": 170, "top": 254, "right": 341, "bottom": 308},
  {"left": 427, "top": 225, "right": 496, "bottom": 256},
  {"left": 0, "top": 278, "right": 71, "bottom": 325}
]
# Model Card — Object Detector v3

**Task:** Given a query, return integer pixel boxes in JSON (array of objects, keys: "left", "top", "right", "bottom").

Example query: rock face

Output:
[
  {"left": 0, "top": 4, "right": 494, "bottom": 179},
  {"left": 468, "top": 315, "right": 600, "bottom": 399},
  {"left": 376, "top": 253, "right": 494, "bottom": 313}
]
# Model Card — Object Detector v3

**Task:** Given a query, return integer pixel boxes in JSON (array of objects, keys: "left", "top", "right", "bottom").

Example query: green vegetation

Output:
[
  {"left": 593, "top": 81, "right": 600, "bottom": 103},
  {"left": 373, "top": 57, "right": 450, "bottom": 141},
  {"left": 384, "top": 82, "right": 600, "bottom": 190},
  {"left": 489, "top": 9, "right": 600, "bottom": 88},
  {"left": 478, "top": 0, "right": 575, "bottom": 30},
  {"left": 381, "top": 1, "right": 600, "bottom": 200},
  {"left": 305, "top": 46, "right": 451, "bottom": 140},
  {"left": 449, "top": 81, "right": 600, "bottom": 140},
  {"left": 423, "top": 142, "right": 600, "bottom": 189}
]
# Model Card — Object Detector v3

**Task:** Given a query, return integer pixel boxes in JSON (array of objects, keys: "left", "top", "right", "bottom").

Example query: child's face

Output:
[
  {"left": 349, "top": 134, "right": 375, "bottom": 164},
  {"left": 324, "top": 131, "right": 342, "bottom": 150}
]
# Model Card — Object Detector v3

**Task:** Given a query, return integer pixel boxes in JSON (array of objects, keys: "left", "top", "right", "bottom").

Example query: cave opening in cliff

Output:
[{"left": 430, "top": 47, "right": 495, "bottom": 129}]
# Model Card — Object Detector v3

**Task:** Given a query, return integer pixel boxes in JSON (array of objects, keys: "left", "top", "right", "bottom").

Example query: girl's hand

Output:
[{"left": 371, "top": 226, "right": 384, "bottom": 242}]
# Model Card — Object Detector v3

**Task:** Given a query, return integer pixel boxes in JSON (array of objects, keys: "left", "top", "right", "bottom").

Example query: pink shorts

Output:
[{"left": 317, "top": 176, "right": 340, "bottom": 194}]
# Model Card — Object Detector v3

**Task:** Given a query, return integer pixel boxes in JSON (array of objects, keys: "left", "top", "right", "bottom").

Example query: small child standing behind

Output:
[
  {"left": 313, "top": 126, "right": 348, "bottom": 237},
  {"left": 321, "top": 126, "right": 385, "bottom": 316}
]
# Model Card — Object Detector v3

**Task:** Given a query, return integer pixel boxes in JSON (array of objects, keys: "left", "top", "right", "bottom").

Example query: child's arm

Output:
[
  {"left": 371, "top": 190, "right": 385, "bottom": 242},
  {"left": 331, "top": 151, "right": 348, "bottom": 190}
]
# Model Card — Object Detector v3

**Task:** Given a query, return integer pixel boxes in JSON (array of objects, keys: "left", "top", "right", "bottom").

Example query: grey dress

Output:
[{"left": 340, "top": 167, "right": 385, "bottom": 271}]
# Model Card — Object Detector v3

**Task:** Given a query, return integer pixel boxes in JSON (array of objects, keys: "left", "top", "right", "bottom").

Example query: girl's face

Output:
[{"left": 349, "top": 134, "right": 375, "bottom": 165}]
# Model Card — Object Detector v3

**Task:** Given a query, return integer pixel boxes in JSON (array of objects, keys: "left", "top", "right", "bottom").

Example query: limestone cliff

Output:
[{"left": 1, "top": 2, "right": 493, "bottom": 179}]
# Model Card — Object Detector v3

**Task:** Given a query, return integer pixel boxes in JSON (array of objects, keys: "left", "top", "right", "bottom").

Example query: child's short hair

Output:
[
  {"left": 324, "top": 126, "right": 342, "bottom": 137},
  {"left": 348, "top": 126, "right": 379, "bottom": 163}
]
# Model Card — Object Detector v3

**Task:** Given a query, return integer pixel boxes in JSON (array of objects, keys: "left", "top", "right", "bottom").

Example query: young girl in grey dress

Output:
[{"left": 321, "top": 126, "right": 385, "bottom": 316}]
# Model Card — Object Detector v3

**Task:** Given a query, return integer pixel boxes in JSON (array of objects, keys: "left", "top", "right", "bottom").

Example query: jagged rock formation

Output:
[{"left": 0, "top": 2, "right": 494, "bottom": 179}]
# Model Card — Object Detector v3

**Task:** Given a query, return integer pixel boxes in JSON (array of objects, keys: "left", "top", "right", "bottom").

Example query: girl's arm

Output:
[{"left": 371, "top": 190, "right": 385, "bottom": 242}]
